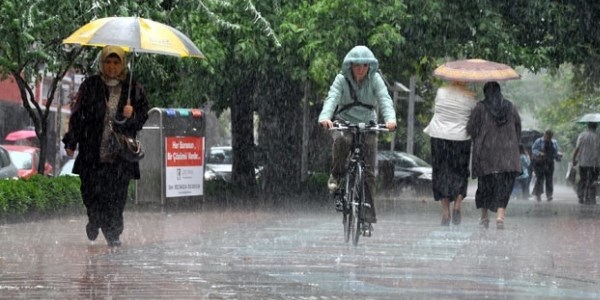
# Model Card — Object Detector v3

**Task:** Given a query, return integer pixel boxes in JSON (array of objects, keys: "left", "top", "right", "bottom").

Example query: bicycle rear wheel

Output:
[{"left": 352, "top": 164, "right": 364, "bottom": 246}]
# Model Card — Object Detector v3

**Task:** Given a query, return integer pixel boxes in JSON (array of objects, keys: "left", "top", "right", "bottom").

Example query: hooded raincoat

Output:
[{"left": 318, "top": 46, "right": 396, "bottom": 124}]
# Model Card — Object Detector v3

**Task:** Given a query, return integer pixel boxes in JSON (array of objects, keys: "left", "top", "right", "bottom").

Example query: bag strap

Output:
[{"left": 334, "top": 77, "right": 375, "bottom": 116}]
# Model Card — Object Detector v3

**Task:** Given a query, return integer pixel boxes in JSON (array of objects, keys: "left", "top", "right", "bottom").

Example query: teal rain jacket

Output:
[{"left": 318, "top": 45, "right": 396, "bottom": 124}]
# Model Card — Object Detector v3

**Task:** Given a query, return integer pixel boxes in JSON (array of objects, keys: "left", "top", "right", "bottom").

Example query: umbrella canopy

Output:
[
  {"left": 63, "top": 16, "right": 205, "bottom": 59},
  {"left": 433, "top": 59, "right": 520, "bottom": 82},
  {"left": 5, "top": 130, "right": 37, "bottom": 142},
  {"left": 576, "top": 113, "right": 600, "bottom": 123}
]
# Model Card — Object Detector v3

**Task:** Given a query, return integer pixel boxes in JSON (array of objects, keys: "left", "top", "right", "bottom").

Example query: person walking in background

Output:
[
  {"left": 424, "top": 81, "right": 476, "bottom": 226},
  {"left": 318, "top": 45, "right": 397, "bottom": 236},
  {"left": 531, "top": 129, "right": 562, "bottom": 201},
  {"left": 467, "top": 81, "right": 521, "bottom": 230},
  {"left": 514, "top": 144, "right": 531, "bottom": 200},
  {"left": 572, "top": 122, "right": 600, "bottom": 205},
  {"left": 63, "top": 45, "right": 149, "bottom": 247}
]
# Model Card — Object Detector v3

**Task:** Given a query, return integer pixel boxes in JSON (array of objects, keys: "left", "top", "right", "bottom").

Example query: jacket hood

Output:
[{"left": 341, "top": 45, "right": 379, "bottom": 79}]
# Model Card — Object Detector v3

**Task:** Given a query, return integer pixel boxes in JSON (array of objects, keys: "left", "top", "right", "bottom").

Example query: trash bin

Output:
[{"left": 136, "top": 108, "right": 205, "bottom": 205}]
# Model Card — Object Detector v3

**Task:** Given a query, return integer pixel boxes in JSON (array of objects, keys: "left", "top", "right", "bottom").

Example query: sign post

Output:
[{"left": 136, "top": 108, "right": 205, "bottom": 205}]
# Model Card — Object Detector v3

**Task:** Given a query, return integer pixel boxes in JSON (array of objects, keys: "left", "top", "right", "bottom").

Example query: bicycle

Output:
[{"left": 330, "top": 120, "right": 388, "bottom": 246}]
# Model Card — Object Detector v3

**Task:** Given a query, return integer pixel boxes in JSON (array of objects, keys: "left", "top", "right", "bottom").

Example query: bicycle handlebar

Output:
[{"left": 329, "top": 120, "right": 389, "bottom": 132}]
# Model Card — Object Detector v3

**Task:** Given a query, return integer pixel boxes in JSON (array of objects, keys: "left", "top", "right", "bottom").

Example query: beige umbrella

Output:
[
  {"left": 433, "top": 59, "right": 520, "bottom": 82},
  {"left": 576, "top": 113, "right": 600, "bottom": 123}
]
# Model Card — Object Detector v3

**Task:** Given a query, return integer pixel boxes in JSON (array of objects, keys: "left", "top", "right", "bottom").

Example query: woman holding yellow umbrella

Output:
[
  {"left": 63, "top": 45, "right": 149, "bottom": 247},
  {"left": 62, "top": 17, "right": 204, "bottom": 246}
]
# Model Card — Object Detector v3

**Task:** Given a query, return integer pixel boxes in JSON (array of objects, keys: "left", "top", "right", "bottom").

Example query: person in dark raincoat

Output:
[
  {"left": 63, "top": 45, "right": 149, "bottom": 247},
  {"left": 318, "top": 45, "right": 397, "bottom": 236},
  {"left": 467, "top": 82, "right": 521, "bottom": 229},
  {"left": 531, "top": 130, "right": 562, "bottom": 201}
]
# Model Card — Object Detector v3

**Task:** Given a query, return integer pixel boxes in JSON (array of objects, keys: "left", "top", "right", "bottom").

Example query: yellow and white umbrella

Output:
[
  {"left": 64, "top": 17, "right": 205, "bottom": 123},
  {"left": 63, "top": 16, "right": 205, "bottom": 59}
]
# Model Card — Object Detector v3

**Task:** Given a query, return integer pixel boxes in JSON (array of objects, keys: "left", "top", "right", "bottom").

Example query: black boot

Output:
[{"left": 86, "top": 223, "right": 99, "bottom": 241}]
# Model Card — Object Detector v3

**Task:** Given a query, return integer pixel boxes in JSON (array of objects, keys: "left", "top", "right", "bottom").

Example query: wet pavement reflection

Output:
[{"left": 0, "top": 185, "right": 599, "bottom": 299}]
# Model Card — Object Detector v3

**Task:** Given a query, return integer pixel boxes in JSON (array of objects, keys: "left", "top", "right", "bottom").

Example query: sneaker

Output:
[
  {"left": 547, "top": 196, "right": 553, "bottom": 202},
  {"left": 86, "top": 223, "right": 99, "bottom": 241},
  {"left": 535, "top": 195, "right": 542, "bottom": 202},
  {"left": 327, "top": 175, "right": 339, "bottom": 193},
  {"left": 362, "top": 223, "right": 373, "bottom": 237},
  {"left": 334, "top": 199, "right": 343, "bottom": 212}
]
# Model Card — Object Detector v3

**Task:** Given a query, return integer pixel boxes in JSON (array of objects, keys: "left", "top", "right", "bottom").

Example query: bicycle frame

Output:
[{"left": 331, "top": 121, "right": 388, "bottom": 246}]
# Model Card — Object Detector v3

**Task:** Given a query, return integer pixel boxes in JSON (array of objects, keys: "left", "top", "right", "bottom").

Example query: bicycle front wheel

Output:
[
  {"left": 351, "top": 164, "right": 364, "bottom": 246},
  {"left": 343, "top": 175, "right": 353, "bottom": 243}
]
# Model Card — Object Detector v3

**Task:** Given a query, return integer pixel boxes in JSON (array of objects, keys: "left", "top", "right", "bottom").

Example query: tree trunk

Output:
[
  {"left": 256, "top": 73, "right": 303, "bottom": 198},
  {"left": 230, "top": 78, "right": 257, "bottom": 198}
]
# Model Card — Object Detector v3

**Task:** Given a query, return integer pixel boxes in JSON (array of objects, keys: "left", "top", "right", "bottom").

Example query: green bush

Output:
[
  {"left": 0, "top": 175, "right": 83, "bottom": 218},
  {"left": 306, "top": 172, "right": 329, "bottom": 194},
  {"left": 204, "top": 179, "right": 234, "bottom": 196}
]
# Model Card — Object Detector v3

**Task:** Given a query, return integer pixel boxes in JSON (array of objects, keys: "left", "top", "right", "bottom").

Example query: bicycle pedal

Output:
[{"left": 334, "top": 201, "right": 343, "bottom": 212}]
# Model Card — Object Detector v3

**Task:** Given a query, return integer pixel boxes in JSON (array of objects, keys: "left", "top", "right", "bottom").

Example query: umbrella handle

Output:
[
  {"left": 115, "top": 49, "right": 136, "bottom": 125},
  {"left": 114, "top": 116, "right": 127, "bottom": 125},
  {"left": 127, "top": 49, "right": 135, "bottom": 106}
]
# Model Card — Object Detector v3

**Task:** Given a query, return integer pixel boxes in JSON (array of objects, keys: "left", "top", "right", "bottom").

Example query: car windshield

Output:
[
  {"left": 207, "top": 148, "right": 233, "bottom": 164},
  {"left": 380, "top": 151, "right": 430, "bottom": 168},
  {"left": 7, "top": 151, "right": 32, "bottom": 169}
]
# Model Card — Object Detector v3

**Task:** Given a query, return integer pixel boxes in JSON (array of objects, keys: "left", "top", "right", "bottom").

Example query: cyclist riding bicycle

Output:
[{"left": 318, "top": 45, "right": 397, "bottom": 235}]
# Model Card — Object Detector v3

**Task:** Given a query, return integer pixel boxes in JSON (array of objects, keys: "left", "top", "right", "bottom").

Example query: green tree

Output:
[{"left": 0, "top": 0, "right": 162, "bottom": 173}]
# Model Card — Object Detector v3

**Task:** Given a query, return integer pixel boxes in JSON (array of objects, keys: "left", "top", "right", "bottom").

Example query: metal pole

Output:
[
  {"left": 300, "top": 81, "right": 310, "bottom": 182},
  {"left": 406, "top": 76, "right": 416, "bottom": 154},
  {"left": 391, "top": 90, "right": 398, "bottom": 151}
]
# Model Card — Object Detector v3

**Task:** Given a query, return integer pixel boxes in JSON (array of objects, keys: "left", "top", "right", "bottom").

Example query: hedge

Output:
[
  {"left": 0, "top": 172, "right": 332, "bottom": 218},
  {"left": 0, "top": 175, "right": 83, "bottom": 218}
]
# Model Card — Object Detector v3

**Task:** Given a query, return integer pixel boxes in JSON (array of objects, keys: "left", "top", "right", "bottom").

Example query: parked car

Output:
[
  {"left": 205, "top": 146, "right": 233, "bottom": 182},
  {"left": 204, "top": 146, "right": 262, "bottom": 182},
  {"left": 376, "top": 150, "right": 433, "bottom": 196},
  {"left": 0, "top": 145, "right": 19, "bottom": 179},
  {"left": 2, "top": 145, "right": 53, "bottom": 178}
]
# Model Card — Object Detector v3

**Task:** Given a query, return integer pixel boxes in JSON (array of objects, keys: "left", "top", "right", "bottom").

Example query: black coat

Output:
[
  {"left": 62, "top": 74, "right": 149, "bottom": 179},
  {"left": 467, "top": 100, "right": 521, "bottom": 178}
]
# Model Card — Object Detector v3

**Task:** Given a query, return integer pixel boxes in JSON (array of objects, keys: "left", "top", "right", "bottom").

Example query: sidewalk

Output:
[{"left": 0, "top": 184, "right": 598, "bottom": 299}]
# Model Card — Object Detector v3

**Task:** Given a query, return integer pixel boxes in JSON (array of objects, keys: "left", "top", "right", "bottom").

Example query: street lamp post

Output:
[{"left": 389, "top": 76, "right": 423, "bottom": 154}]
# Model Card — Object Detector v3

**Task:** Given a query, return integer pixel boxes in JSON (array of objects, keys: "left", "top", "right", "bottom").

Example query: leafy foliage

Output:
[
  {"left": 0, "top": 175, "right": 83, "bottom": 218},
  {"left": 2, "top": 0, "right": 600, "bottom": 199}
]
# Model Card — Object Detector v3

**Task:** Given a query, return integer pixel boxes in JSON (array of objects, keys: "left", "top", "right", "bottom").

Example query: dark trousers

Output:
[
  {"left": 577, "top": 166, "right": 598, "bottom": 204},
  {"left": 80, "top": 164, "right": 130, "bottom": 241},
  {"left": 532, "top": 161, "right": 554, "bottom": 199},
  {"left": 331, "top": 131, "right": 377, "bottom": 223}
]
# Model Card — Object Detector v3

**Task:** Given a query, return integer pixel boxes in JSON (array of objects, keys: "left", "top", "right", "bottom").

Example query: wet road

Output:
[{"left": 0, "top": 185, "right": 599, "bottom": 299}]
